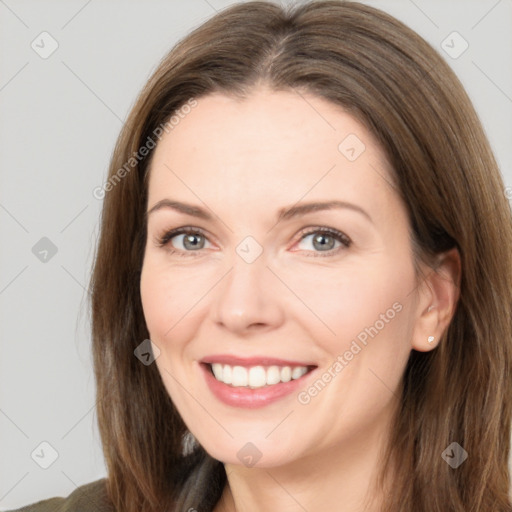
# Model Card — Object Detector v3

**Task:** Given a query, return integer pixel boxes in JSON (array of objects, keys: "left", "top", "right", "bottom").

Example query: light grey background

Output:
[{"left": 0, "top": 0, "right": 511, "bottom": 508}]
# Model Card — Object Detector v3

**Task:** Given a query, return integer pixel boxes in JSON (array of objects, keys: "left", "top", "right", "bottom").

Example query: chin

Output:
[{"left": 196, "top": 433, "right": 304, "bottom": 469}]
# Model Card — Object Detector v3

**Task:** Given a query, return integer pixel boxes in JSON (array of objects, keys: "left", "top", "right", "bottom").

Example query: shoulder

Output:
[{"left": 6, "top": 478, "right": 113, "bottom": 512}]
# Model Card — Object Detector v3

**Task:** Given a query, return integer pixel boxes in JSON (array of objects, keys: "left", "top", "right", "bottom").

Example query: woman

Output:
[{"left": 11, "top": 1, "right": 512, "bottom": 511}]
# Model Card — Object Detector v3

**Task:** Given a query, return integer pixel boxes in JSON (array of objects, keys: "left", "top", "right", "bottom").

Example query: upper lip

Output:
[{"left": 200, "top": 354, "right": 317, "bottom": 367}]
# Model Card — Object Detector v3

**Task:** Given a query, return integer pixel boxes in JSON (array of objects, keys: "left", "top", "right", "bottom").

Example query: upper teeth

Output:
[{"left": 211, "top": 364, "right": 309, "bottom": 388}]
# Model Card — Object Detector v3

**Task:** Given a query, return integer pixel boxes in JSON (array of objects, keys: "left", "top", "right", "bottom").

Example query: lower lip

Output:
[{"left": 200, "top": 363, "right": 315, "bottom": 409}]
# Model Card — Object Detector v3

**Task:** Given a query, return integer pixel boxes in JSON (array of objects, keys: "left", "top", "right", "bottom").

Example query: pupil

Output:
[
  {"left": 184, "top": 234, "right": 203, "bottom": 250},
  {"left": 314, "top": 234, "right": 334, "bottom": 251}
]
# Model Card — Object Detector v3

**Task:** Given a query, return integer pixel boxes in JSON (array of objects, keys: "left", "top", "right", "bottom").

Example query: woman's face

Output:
[{"left": 140, "top": 87, "right": 426, "bottom": 467}]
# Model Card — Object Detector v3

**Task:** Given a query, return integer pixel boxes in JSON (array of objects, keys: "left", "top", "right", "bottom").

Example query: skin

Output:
[{"left": 140, "top": 87, "right": 460, "bottom": 511}]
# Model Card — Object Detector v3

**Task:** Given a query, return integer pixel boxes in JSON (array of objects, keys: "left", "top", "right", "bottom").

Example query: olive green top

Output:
[{"left": 7, "top": 479, "right": 113, "bottom": 512}]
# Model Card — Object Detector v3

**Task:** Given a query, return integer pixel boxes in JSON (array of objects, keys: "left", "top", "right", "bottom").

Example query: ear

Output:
[{"left": 411, "top": 247, "right": 461, "bottom": 352}]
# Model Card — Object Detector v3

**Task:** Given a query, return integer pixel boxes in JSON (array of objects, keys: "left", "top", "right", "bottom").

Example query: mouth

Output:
[
  {"left": 203, "top": 362, "right": 316, "bottom": 389},
  {"left": 199, "top": 357, "right": 318, "bottom": 409}
]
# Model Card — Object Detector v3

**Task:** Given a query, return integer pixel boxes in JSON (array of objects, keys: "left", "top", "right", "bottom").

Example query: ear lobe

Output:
[{"left": 411, "top": 247, "right": 461, "bottom": 352}]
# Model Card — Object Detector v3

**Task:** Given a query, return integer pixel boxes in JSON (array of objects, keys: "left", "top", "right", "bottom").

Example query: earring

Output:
[
  {"left": 428, "top": 336, "right": 435, "bottom": 343},
  {"left": 427, "top": 305, "right": 434, "bottom": 312}
]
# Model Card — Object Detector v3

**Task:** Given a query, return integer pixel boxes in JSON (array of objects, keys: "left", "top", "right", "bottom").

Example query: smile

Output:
[
  {"left": 209, "top": 363, "right": 309, "bottom": 388},
  {"left": 199, "top": 357, "right": 317, "bottom": 408}
]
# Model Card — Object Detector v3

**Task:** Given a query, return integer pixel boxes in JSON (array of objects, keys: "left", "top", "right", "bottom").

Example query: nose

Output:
[{"left": 210, "top": 251, "right": 285, "bottom": 335}]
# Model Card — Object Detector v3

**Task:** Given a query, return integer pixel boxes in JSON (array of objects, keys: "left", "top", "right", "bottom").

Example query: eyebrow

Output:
[{"left": 146, "top": 199, "right": 373, "bottom": 224}]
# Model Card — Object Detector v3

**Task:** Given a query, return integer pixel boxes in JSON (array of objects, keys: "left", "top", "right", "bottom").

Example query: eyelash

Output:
[{"left": 155, "top": 226, "right": 352, "bottom": 258}]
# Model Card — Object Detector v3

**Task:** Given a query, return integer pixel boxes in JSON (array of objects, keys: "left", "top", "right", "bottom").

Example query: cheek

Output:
[
  {"left": 140, "top": 260, "right": 200, "bottom": 398},
  {"left": 282, "top": 257, "right": 414, "bottom": 355},
  {"left": 140, "top": 265, "right": 172, "bottom": 337},
  {"left": 140, "top": 256, "right": 214, "bottom": 345}
]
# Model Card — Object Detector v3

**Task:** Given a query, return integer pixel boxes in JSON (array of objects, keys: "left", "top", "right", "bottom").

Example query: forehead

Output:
[{"left": 147, "top": 88, "right": 398, "bottom": 219}]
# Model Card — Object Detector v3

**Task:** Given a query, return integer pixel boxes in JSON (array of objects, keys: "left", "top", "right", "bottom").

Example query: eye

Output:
[
  {"left": 294, "top": 227, "right": 351, "bottom": 257},
  {"left": 156, "top": 227, "right": 212, "bottom": 257},
  {"left": 155, "top": 226, "right": 352, "bottom": 258}
]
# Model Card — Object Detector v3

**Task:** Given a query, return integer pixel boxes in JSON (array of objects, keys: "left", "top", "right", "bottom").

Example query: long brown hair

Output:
[{"left": 89, "top": 1, "right": 512, "bottom": 510}]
